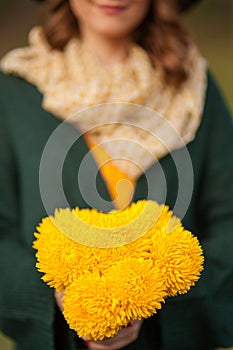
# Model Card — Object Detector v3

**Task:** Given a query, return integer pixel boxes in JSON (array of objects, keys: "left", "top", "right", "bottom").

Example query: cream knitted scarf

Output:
[{"left": 1, "top": 26, "right": 207, "bottom": 180}]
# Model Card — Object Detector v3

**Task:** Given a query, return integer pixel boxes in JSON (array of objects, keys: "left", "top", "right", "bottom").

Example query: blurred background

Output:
[
  {"left": 0, "top": 0, "right": 232, "bottom": 111},
  {"left": 0, "top": 0, "right": 232, "bottom": 349}
]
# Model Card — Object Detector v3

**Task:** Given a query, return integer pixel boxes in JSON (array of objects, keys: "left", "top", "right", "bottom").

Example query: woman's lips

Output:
[{"left": 97, "top": 4, "right": 127, "bottom": 14}]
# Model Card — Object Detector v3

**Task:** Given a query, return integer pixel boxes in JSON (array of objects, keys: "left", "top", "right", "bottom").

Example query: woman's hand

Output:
[
  {"left": 83, "top": 320, "right": 144, "bottom": 350},
  {"left": 54, "top": 289, "right": 65, "bottom": 312},
  {"left": 54, "top": 290, "right": 143, "bottom": 349}
]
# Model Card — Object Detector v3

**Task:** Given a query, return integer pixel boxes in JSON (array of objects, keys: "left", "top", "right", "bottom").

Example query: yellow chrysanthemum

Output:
[
  {"left": 127, "top": 205, "right": 173, "bottom": 257},
  {"left": 33, "top": 200, "right": 165, "bottom": 289},
  {"left": 34, "top": 217, "right": 78, "bottom": 291},
  {"left": 64, "top": 258, "right": 166, "bottom": 340},
  {"left": 33, "top": 200, "right": 204, "bottom": 340},
  {"left": 63, "top": 200, "right": 164, "bottom": 247},
  {"left": 151, "top": 223, "right": 204, "bottom": 296},
  {"left": 63, "top": 271, "right": 123, "bottom": 341},
  {"left": 105, "top": 258, "right": 166, "bottom": 320}
]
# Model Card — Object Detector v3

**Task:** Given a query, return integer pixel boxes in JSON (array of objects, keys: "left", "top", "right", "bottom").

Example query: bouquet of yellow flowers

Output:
[{"left": 33, "top": 200, "right": 204, "bottom": 341}]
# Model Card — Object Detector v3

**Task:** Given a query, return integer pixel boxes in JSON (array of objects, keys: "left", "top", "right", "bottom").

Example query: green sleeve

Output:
[
  {"left": 200, "top": 75, "right": 233, "bottom": 291},
  {"left": 189, "top": 73, "right": 233, "bottom": 299},
  {"left": 160, "top": 74, "right": 233, "bottom": 348},
  {"left": 0, "top": 95, "right": 54, "bottom": 348}
]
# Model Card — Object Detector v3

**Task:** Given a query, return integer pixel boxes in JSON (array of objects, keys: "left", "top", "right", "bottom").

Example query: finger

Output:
[
  {"left": 85, "top": 338, "right": 119, "bottom": 350},
  {"left": 85, "top": 320, "right": 143, "bottom": 349},
  {"left": 54, "top": 289, "right": 65, "bottom": 312},
  {"left": 86, "top": 342, "right": 118, "bottom": 350},
  {"left": 87, "top": 333, "right": 136, "bottom": 350}
]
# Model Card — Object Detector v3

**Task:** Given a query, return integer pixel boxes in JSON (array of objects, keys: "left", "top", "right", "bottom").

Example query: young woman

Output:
[{"left": 0, "top": 0, "right": 233, "bottom": 349}]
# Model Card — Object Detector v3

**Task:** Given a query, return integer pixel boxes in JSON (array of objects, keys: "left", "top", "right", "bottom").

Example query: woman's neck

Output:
[{"left": 80, "top": 30, "right": 132, "bottom": 68}]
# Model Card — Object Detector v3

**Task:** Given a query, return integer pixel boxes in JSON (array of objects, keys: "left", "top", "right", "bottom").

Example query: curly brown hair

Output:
[{"left": 42, "top": 0, "right": 193, "bottom": 86}]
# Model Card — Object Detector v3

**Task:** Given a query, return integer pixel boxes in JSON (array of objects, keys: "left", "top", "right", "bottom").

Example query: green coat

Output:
[{"left": 0, "top": 70, "right": 233, "bottom": 350}]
